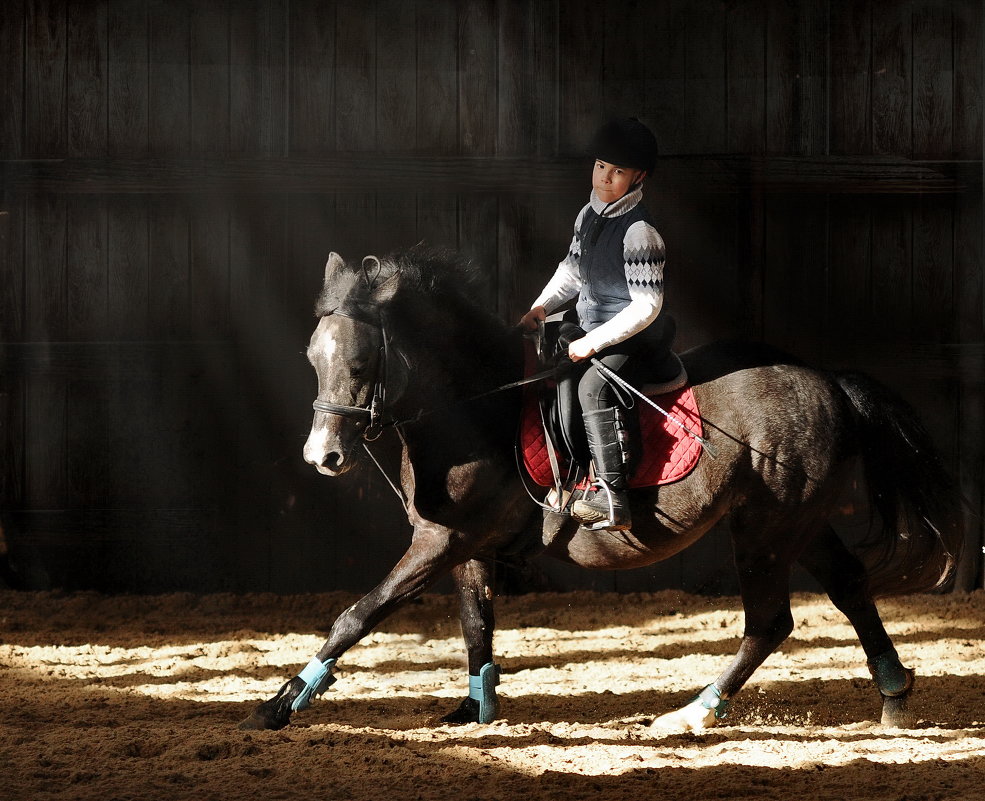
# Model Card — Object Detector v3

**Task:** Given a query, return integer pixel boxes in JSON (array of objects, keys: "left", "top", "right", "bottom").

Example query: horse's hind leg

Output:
[
  {"left": 798, "top": 525, "right": 916, "bottom": 726},
  {"left": 650, "top": 526, "right": 798, "bottom": 734},
  {"left": 440, "top": 558, "right": 500, "bottom": 724}
]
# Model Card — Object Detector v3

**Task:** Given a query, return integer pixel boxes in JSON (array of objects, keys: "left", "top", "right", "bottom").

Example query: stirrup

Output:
[{"left": 571, "top": 480, "right": 630, "bottom": 531}]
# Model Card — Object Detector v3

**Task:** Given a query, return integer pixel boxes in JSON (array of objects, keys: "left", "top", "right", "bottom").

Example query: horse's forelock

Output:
[{"left": 315, "top": 245, "right": 480, "bottom": 318}]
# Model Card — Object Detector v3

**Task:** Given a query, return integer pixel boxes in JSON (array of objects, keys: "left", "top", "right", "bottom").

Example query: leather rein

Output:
[{"left": 310, "top": 310, "right": 559, "bottom": 441}]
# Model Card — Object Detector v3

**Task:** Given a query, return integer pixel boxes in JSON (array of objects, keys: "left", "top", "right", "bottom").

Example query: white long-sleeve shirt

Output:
[{"left": 532, "top": 187, "right": 665, "bottom": 353}]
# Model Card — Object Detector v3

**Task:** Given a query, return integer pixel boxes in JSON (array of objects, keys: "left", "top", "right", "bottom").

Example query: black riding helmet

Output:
[{"left": 588, "top": 117, "right": 658, "bottom": 175}]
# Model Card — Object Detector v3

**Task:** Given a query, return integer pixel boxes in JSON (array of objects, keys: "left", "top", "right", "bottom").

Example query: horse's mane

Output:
[{"left": 314, "top": 244, "right": 492, "bottom": 322}]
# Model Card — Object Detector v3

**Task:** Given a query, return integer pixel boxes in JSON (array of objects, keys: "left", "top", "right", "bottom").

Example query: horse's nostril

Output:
[{"left": 324, "top": 451, "right": 344, "bottom": 471}]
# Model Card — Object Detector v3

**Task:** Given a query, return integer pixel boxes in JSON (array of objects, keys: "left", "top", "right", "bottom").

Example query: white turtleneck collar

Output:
[{"left": 589, "top": 184, "right": 644, "bottom": 217}]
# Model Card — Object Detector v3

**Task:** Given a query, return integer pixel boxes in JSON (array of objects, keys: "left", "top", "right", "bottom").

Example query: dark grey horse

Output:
[{"left": 241, "top": 246, "right": 961, "bottom": 733}]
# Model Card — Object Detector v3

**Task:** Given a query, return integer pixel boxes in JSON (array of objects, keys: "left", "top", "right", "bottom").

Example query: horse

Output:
[{"left": 240, "top": 246, "right": 962, "bottom": 733}]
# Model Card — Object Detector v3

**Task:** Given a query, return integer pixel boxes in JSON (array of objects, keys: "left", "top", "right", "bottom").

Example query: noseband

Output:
[{"left": 311, "top": 309, "right": 392, "bottom": 441}]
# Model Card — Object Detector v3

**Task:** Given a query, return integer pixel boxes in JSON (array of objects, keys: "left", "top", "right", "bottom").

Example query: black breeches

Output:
[{"left": 557, "top": 318, "right": 657, "bottom": 413}]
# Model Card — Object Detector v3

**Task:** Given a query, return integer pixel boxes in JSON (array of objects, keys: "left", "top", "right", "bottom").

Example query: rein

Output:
[{"left": 310, "top": 310, "right": 560, "bottom": 510}]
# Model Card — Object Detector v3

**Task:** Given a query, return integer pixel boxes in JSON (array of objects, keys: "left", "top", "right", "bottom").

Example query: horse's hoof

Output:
[
  {"left": 439, "top": 697, "right": 481, "bottom": 725},
  {"left": 880, "top": 694, "right": 918, "bottom": 728},
  {"left": 648, "top": 699, "right": 719, "bottom": 735}
]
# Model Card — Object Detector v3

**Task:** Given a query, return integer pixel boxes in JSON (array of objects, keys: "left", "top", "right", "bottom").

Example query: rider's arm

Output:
[
  {"left": 579, "top": 220, "right": 665, "bottom": 354},
  {"left": 530, "top": 204, "right": 590, "bottom": 314}
]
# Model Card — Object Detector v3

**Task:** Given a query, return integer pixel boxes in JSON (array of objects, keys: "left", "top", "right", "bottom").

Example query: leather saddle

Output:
[{"left": 534, "top": 314, "right": 687, "bottom": 471}]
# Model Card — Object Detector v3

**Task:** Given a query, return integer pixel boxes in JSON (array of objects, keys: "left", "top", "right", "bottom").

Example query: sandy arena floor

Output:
[{"left": 1, "top": 588, "right": 984, "bottom": 800}]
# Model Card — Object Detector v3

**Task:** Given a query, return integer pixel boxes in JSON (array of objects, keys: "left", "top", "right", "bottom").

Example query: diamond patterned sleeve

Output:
[
  {"left": 530, "top": 204, "right": 588, "bottom": 312},
  {"left": 580, "top": 221, "right": 665, "bottom": 353},
  {"left": 623, "top": 220, "right": 665, "bottom": 303}
]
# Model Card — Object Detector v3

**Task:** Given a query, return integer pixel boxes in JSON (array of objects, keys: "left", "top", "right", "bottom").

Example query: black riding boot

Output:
[{"left": 571, "top": 407, "right": 632, "bottom": 531}]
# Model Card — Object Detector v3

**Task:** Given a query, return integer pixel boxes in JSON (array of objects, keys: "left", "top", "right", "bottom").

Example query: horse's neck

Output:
[{"left": 395, "top": 310, "right": 522, "bottom": 454}]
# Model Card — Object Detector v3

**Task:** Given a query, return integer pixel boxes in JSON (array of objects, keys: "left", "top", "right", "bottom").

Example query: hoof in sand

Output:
[
  {"left": 881, "top": 695, "right": 918, "bottom": 728},
  {"left": 649, "top": 699, "right": 719, "bottom": 735}
]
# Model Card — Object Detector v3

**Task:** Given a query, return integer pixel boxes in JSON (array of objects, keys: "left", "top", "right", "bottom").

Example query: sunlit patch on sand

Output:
[{"left": 3, "top": 590, "right": 985, "bottom": 801}]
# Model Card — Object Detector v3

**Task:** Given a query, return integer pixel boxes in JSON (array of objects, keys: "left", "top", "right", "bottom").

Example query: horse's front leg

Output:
[
  {"left": 439, "top": 558, "right": 500, "bottom": 725},
  {"left": 239, "top": 525, "right": 459, "bottom": 731}
]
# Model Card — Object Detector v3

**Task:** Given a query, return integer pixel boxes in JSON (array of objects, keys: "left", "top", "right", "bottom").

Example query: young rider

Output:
[{"left": 519, "top": 117, "right": 673, "bottom": 531}]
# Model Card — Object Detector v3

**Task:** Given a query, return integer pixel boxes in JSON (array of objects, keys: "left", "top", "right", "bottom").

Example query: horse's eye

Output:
[{"left": 351, "top": 361, "right": 369, "bottom": 378}]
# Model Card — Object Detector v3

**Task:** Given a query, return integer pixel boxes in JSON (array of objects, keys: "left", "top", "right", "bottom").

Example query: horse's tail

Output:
[{"left": 835, "top": 371, "right": 963, "bottom": 597}]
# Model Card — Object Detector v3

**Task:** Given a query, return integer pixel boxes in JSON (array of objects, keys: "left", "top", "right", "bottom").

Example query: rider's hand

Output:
[
  {"left": 567, "top": 337, "right": 596, "bottom": 362},
  {"left": 519, "top": 305, "right": 547, "bottom": 331}
]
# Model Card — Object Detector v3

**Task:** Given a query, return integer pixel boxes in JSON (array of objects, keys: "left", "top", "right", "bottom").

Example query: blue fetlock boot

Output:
[
  {"left": 468, "top": 662, "right": 501, "bottom": 724},
  {"left": 291, "top": 657, "right": 338, "bottom": 712}
]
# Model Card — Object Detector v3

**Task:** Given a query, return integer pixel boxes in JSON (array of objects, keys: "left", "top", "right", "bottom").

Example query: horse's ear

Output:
[
  {"left": 324, "top": 252, "right": 345, "bottom": 285},
  {"left": 362, "top": 255, "right": 401, "bottom": 303}
]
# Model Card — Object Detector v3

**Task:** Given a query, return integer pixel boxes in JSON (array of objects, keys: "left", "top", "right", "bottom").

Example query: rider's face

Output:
[{"left": 592, "top": 160, "right": 645, "bottom": 203}]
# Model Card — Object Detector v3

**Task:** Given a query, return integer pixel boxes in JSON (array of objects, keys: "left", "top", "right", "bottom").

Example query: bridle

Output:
[{"left": 310, "top": 309, "right": 393, "bottom": 442}]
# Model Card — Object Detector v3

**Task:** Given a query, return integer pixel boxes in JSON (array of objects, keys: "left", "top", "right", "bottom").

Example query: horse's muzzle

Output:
[{"left": 303, "top": 425, "right": 356, "bottom": 476}]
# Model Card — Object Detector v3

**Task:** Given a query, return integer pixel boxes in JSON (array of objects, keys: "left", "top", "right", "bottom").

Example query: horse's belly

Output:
[{"left": 545, "top": 519, "right": 705, "bottom": 570}]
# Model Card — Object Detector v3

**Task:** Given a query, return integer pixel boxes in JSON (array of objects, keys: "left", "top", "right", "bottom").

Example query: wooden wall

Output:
[{"left": 0, "top": 0, "right": 982, "bottom": 594}]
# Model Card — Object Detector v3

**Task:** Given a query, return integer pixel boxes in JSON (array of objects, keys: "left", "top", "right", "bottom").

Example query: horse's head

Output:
[{"left": 303, "top": 252, "right": 402, "bottom": 476}]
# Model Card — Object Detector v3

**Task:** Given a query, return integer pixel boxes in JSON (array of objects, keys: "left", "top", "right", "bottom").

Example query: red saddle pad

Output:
[{"left": 520, "top": 358, "right": 703, "bottom": 489}]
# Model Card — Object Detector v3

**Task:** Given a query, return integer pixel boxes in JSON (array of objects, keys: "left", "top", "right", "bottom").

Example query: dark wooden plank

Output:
[
  {"left": 230, "top": 0, "right": 287, "bottom": 156},
  {"left": 829, "top": 0, "right": 871, "bottom": 155},
  {"left": 913, "top": 3, "right": 953, "bottom": 157},
  {"left": 25, "top": 194, "right": 66, "bottom": 340},
  {"left": 25, "top": 0, "right": 67, "bottom": 158},
  {"left": 148, "top": 197, "right": 191, "bottom": 337},
  {"left": 190, "top": 1, "right": 230, "bottom": 154},
  {"left": 869, "top": 196, "right": 913, "bottom": 347},
  {"left": 5, "top": 154, "right": 977, "bottom": 197},
  {"left": 726, "top": 0, "right": 766, "bottom": 154},
  {"left": 684, "top": 0, "right": 726, "bottom": 154},
  {"left": 189, "top": 198, "right": 230, "bottom": 336},
  {"left": 670, "top": 193, "right": 741, "bottom": 347},
  {"left": 826, "top": 196, "right": 871, "bottom": 346},
  {"left": 458, "top": 0, "right": 496, "bottom": 155},
  {"left": 330, "top": 193, "right": 374, "bottom": 266},
  {"left": 498, "top": 0, "right": 532, "bottom": 156},
  {"left": 335, "top": 0, "right": 376, "bottom": 151},
  {"left": 458, "top": 194, "right": 498, "bottom": 307},
  {"left": 67, "top": 0, "right": 107, "bottom": 157},
  {"left": 148, "top": 0, "right": 190, "bottom": 156},
  {"left": 416, "top": 0, "right": 457, "bottom": 153},
  {"left": 65, "top": 195, "right": 108, "bottom": 340},
  {"left": 496, "top": 196, "right": 531, "bottom": 323},
  {"left": 229, "top": 195, "right": 287, "bottom": 336},
  {"left": 288, "top": 0, "right": 335, "bottom": 154},
  {"left": 416, "top": 192, "right": 458, "bottom": 251},
  {"left": 871, "top": 0, "right": 912, "bottom": 156},
  {"left": 734, "top": 183, "right": 766, "bottom": 339},
  {"left": 377, "top": 0, "right": 416, "bottom": 152},
  {"left": 107, "top": 0, "right": 149, "bottom": 156},
  {"left": 953, "top": 0, "right": 983, "bottom": 160},
  {"left": 106, "top": 196, "right": 149, "bottom": 338},
  {"left": 558, "top": 0, "right": 603, "bottom": 154},
  {"left": 601, "top": 0, "right": 645, "bottom": 120},
  {"left": 642, "top": 1, "right": 687, "bottom": 155},
  {"left": 286, "top": 193, "right": 337, "bottom": 323},
  {"left": 954, "top": 189, "right": 984, "bottom": 590},
  {"left": 911, "top": 195, "right": 954, "bottom": 343},
  {"left": 0, "top": 201, "right": 24, "bottom": 341},
  {"left": 375, "top": 192, "right": 418, "bottom": 254},
  {"left": 766, "top": 0, "right": 828, "bottom": 155},
  {"left": 0, "top": 0, "right": 25, "bottom": 158},
  {"left": 23, "top": 375, "right": 67, "bottom": 508},
  {"left": 0, "top": 371, "right": 25, "bottom": 510},
  {"left": 761, "top": 195, "right": 828, "bottom": 357},
  {"left": 498, "top": 0, "right": 557, "bottom": 157}
]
